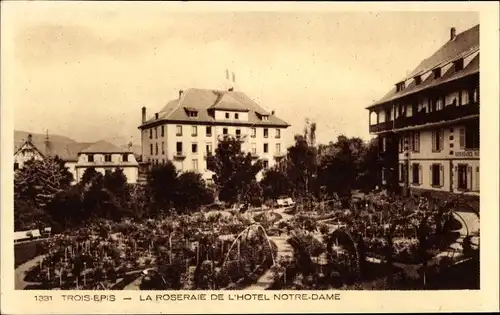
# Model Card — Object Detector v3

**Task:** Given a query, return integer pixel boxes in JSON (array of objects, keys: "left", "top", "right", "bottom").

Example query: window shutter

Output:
[
  {"left": 415, "top": 132, "right": 420, "bottom": 152},
  {"left": 439, "top": 129, "right": 444, "bottom": 151},
  {"left": 475, "top": 166, "right": 480, "bottom": 191},
  {"left": 419, "top": 165, "right": 423, "bottom": 184},
  {"left": 429, "top": 165, "right": 433, "bottom": 185},
  {"left": 467, "top": 166, "right": 472, "bottom": 190},
  {"left": 459, "top": 128, "right": 465, "bottom": 148},
  {"left": 432, "top": 131, "right": 436, "bottom": 151},
  {"left": 409, "top": 133, "right": 413, "bottom": 152},
  {"left": 439, "top": 164, "right": 444, "bottom": 187}
]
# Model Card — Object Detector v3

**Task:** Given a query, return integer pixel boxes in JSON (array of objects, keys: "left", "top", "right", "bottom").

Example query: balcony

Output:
[
  {"left": 173, "top": 152, "right": 186, "bottom": 160},
  {"left": 369, "top": 102, "right": 479, "bottom": 134},
  {"left": 274, "top": 152, "right": 286, "bottom": 160}
]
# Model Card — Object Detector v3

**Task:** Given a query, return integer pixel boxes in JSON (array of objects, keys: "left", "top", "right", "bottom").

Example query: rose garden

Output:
[{"left": 14, "top": 129, "right": 480, "bottom": 290}]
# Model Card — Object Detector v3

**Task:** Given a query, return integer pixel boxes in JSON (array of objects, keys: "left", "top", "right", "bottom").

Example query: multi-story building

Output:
[
  {"left": 75, "top": 140, "right": 139, "bottom": 184},
  {"left": 138, "top": 88, "right": 290, "bottom": 182},
  {"left": 366, "top": 25, "right": 479, "bottom": 201},
  {"left": 14, "top": 135, "right": 139, "bottom": 184}
]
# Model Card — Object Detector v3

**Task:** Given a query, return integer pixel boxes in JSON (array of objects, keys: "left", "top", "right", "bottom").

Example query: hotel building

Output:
[
  {"left": 138, "top": 88, "right": 290, "bottom": 182},
  {"left": 366, "top": 25, "right": 479, "bottom": 200}
]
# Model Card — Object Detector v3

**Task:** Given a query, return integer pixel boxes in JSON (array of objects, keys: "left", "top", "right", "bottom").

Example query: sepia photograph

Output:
[{"left": 2, "top": 3, "right": 496, "bottom": 309}]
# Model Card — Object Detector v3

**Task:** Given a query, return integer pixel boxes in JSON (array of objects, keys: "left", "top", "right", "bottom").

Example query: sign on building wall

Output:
[{"left": 455, "top": 150, "right": 479, "bottom": 157}]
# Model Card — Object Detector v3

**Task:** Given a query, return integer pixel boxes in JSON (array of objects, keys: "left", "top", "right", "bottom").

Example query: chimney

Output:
[
  {"left": 27, "top": 134, "right": 33, "bottom": 143},
  {"left": 179, "top": 90, "right": 184, "bottom": 99},
  {"left": 142, "top": 107, "right": 146, "bottom": 123},
  {"left": 450, "top": 27, "right": 456, "bottom": 41},
  {"left": 155, "top": 113, "right": 159, "bottom": 120},
  {"left": 271, "top": 110, "right": 275, "bottom": 115}
]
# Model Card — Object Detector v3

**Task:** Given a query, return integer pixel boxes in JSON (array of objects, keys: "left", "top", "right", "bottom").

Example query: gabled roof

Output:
[
  {"left": 14, "top": 138, "right": 92, "bottom": 162},
  {"left": 80, "top": 140, "right": 130, "bottom": 154},
  {"left": 139, "top": 88, "right": 288, "bottom": 128},
  {"left": 368, "top": 24, "right": 479, "bottom": 109}
]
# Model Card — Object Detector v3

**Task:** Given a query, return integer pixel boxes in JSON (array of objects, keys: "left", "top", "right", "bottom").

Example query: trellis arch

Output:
[
  {"left": 324, "top": 228, "right": 363, "bottom": 274},
  {"left": 221, "top": 223, "right": 276, "bottom": 269}
]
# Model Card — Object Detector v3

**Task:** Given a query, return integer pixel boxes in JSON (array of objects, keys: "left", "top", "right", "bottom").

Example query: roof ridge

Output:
[{"left": 163, "top": 89, "right": 188, "bottom": 120}]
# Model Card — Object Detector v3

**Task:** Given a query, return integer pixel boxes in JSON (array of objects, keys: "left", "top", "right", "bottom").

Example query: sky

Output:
[{"left": 4, "top": 3, "right": 479, "bottom": 148}]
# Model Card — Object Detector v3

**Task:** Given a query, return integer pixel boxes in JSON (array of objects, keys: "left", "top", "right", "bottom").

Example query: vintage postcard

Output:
[{"left": 1, "top": 1, "right": 499, "bottom": 314}]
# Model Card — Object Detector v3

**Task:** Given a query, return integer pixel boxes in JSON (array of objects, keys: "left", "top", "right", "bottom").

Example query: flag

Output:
[
  {"left": 232, "top": 72, "right": 235, "bottom": 83},
  {"left": 225, "top": 69, "right": 229, "bottom": 80}
]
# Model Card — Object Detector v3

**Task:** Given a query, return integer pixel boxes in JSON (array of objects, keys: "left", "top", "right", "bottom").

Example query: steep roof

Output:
[
  {"left": 80, "top": 140, "right": 130, "bottom": 153},
  {"left": 368, "top": 25, "right": 479, "bottom": 109},
  {"left": 139, "top": 88, "right": 288, "bottom": 128},
  {"left": 14, "top": 138, "right": 92, "bottom": 162}
]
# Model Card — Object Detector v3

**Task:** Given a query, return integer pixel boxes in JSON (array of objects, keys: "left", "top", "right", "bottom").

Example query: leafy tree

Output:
[
  {"left": 47, "top": 185, "right": 85, "bottom": 231},
  {"left": 14, "top": 156, "right": 73, "bottom": 209},
  {"left": 241, "top": 180, "right": 263, "bottom": 207},
  {"left": 174, "top": 172, "right": 214, "bottom": 212},
  {"left": 285, "top": 135, "right": 318, "bottom": 199},
  {"left": 103, "top": 168, "right": 130, "bottom": 207},
  {"left": 207, "top": 136, "right": 262, "bottom": 205},
  {"left": 146, "top": 161, "right": 179, "bottom": 215},
  {"left": 260, "top": 168, "right": 293, "bottom": 200},
  {"left": 80, "top": 167, "right": 99, "bottom": 186},
  {"left": 14, "top": 199, "right": 50, "bottom": 231}
]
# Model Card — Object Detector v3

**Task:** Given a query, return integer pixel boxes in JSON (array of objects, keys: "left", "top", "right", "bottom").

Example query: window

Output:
[
  {"left": 414, "top": 76, "right": 422, "bottom": 85},
  {"left": 150, "top": 144, "right": 153, "bottom": 155},
  {"left": 473, "top": 87, "right": 479, "bottom": 103},
  {"left": 192, "top": 159, "right": 198, "bottom": 171},
  {"left": 176, "top": 142, "right": 183, "bottom": 155},
  {"left": 162, "top": 159, "right": 165, "bottom": 164},
  {"left": 412, "top": 132, "right": 420, "bottom": 152},
  {"left": 263, "top": 143, "right": 268, "bottom": 153},
  {"left": 251, "top": 128, "right": 256, "bottom": 138},
  {"left": 235, "top": 129, "right": 241, "bottom": 138},
  {"left": 149, "top": 129, "right": 153, "bottom": 139},
  {"left": 235, "top": 113, "right": 239, "bottom": 119},
  {"left": 457, "top": 164, "right": 469, "bottom": 190},
  {"left": 431, "top": 164, "right": 443, "bottom": 187},
  {"left": 433, "top": 68, "right": 441, "bottom": 79},
  {"left": 276, "top": 143, "right": 281, "bottom": 154},
  {"left": 223, "top": 128, "right": 228, "bottom": 135},
  {"left": 263, "top": 160, "right": 269, "bottom": 169},
  {"left": 225, "top": 113, "right": 230, "bottom": 119},
  {"left": 251, "top": 143, "right": 257, "bottom": 155},
  {"left": 381, "top": 136, "right": 387, "bottom": 153},
  {"left": 206, "top": 143, "right": 213, "bottom": 155},
  {"left": 161, "top": 126, "right": 165, "bottom": 137},
  {"left": 432, "top": 129, "right": 444, "bottom": 152},
  {"left": 161, "top": 142, "right": 165, "bottom": 154},
  {"left": 460, "top": 90, "right": 469, "bottom": 105},
  {"left": 192, "top": 126, "right": 197, "bottom": 137},
  {"left": 14, "top": 162, "right": 19, "bottom": 170},
  {"left": 398, "top": 163, "right": 404, "bottom": 182},
  {"left": 475, "top": 166, "right": 480, "bottom": 191},
  {"left": 263, "top": 128, "right": 269, "bottom": 138},
  {"left": 436, "top": 98, "right": 443, "bottom": 111},
  {"left": 192, "top": 143, "right": 198, "bottom": 154},
  {"left": 262, "top": 115, "right": 269, "bottom": 121},
  {"left": 454, "top": 58, "right": 464, "bottom": 72},
  {"left": 88, "top": 154, "right": 94, "bottom": 162},
  {"left": 412, "top": 163, "right": 421, "bottom": 184},
  {"left": 398, "top": 137, "right": 404, "bottom": 153},
  {"left": 176, "top": 125, "right": 182, "bottom": 136},
  {"left": 122, "top": 154, "right": 129, "bottom": 162},
  {"left": 155, "top": 143, "right": 158, "bottom": 155},
  {"left": 155, "top": 127, "right": 158, "bottom": 139},
  {"left": 206, "top": 126, "right": 212, "bottom": 137},
  {"left": 275, "top": 129, "right": 281, "bottom": 139},
  {"left": 464, "top": 121, "right": 479, "bottom": 149},
  {"left": 104, "top": 154, "right": 112, "bottom": 162},
  {"left": 188, "top": 111, "right": 198, "bottom": 118},
  {"left": 396, "top": 82, "right": 405, "bottom": 92}
]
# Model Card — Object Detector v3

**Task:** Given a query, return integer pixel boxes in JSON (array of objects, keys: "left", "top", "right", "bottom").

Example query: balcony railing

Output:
[
  {"left": 369, "top": 102, "right": 479, "bottom": 134},
  {"left": 173, "top": 152, "right": 186, "bottom": 160}
]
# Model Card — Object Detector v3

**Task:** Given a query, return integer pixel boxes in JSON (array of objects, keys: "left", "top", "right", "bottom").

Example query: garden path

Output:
[
  {"left": 245, "top": 207, "right": 294, "bottom": 290},
  {"left": 15, "top": 255, "right": 44, "bottom": 290}
]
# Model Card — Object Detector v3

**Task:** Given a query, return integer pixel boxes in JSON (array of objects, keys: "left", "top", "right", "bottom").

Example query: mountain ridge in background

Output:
[{"left": 14, "top": 130, "right": 142, "bottom": 158}]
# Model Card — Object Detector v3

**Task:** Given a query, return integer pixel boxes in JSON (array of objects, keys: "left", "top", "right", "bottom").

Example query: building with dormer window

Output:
[
  {"left": 138, "top": 88, "right": 290, "bottom": 182},
  {"left": 366, "top": 25, "right": 479, "bottom": 200}
]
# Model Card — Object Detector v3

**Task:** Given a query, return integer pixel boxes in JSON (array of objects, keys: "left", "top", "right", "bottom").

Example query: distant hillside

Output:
[{"left": 14, "top": 130, "right": 142, "bottom": 158}]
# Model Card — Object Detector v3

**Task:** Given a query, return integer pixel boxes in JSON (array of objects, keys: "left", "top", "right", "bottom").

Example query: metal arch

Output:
[
  {"left": 325, "top": 228, "right": 361, "bottom": 271},
  {"left": 221, "top": 223, "right": 276, "bottom": 269},
  {"left": 449, "top": 211, "right": 470, "bottom": 237}
]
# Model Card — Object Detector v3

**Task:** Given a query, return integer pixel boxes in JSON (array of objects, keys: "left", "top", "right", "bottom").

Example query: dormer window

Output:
[
  {"left": 433, "top": 68, "right": 441, "bottom": 79},
  {"left": 414, "top": 76, "right": 422, "bottom": 85},
  {"left": 454, "top": 58, "right": 464, "bottom": 72},
  {"left": 184, "top": 107, "right": 198, "bottom": 118},
  {"left": 262, "top": 115, "right": 269, "bottom": 121},
  {"left": 396, "top": 82, "right": 405, "bottom": 92}
]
